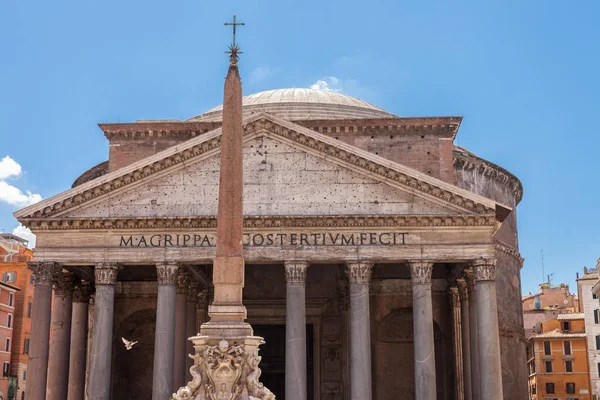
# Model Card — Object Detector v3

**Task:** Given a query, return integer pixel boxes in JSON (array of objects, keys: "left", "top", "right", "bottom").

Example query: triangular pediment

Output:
[{"left": 15, "top": 113, "right": 509, "bottom": 226}]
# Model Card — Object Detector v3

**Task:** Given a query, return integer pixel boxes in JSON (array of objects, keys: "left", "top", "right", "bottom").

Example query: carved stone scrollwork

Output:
[
  {"left": 456, "top": 279, "right": 468, "bottom": 302},
  {"left": 176, "top": 271, "right": 190, "bottom": 294},
  {"left": 284, "top": 261, "right": 308, "bottom": 285},
  {"left": 172, "top": 352, "right": 203, "bottom": 400},
  {"left": 157, "top": 262, "right": 179, "bottom": 286},
  {"left": 72, "top": 282, "right": 93, "bottom": 303},
  {"left": 204, "top": 340, "right": 244, "bottom": 400},
  {"left": 53, "top": 271, "right": 75, "bottom": 297},
  {"left": 473, "top": 259, "right": 497, "bottom": 282},
  {"left": 28, "top": 262, "right": 60, "bottom": 287},
  {"left": 94, "top": 262, "right": 120, "bottom": 285},
  {"left": 409, "top": 261, "right": 434, "bottom": 285},
  {"left": 246, "top": 353, "right": 275, "bottom": 400},
  {"left": 449, "top": 287, "right": 460, "bottom": 308},
  {"left": 346, "top": 261, "right": 374, "bottom": 284},
  {"left": 463, "top": 269, "right": 476, "bottom": 293}
]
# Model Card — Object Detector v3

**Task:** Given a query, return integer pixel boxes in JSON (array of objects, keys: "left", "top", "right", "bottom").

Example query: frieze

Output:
[
  {"left": 18, "top": 116, "right": 498, "bottom": 221},
  {"left": 284, "top": 261, "right": 309, "bottom": 285},
  {"left": 21, "top": 213, "right": 497, "bottom": 231},
  {"left": 94, "top": 263, "right": 121, "bottom": 285},
  {"left": 473, "top": 259, "right": 497, "bottom": 282},
  {"left": 157, "top": 262, "right": 179, "bottom": 286},
  {"left": 409, "top": 261, "right": 434, "bottom": 285},
  {"left": 346, "top": 261, "right": 374, "bottom": 284},
  {"left": 28, "top": 261, "right": 60, "bottom": 287}
]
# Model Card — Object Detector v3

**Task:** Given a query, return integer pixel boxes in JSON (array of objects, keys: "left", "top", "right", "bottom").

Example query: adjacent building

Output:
[
  {"left": 0, "top": 234, "right": 33, "bottom": 400},
  {"left": 0, "top": 282, "right": 20, "bottom": 400},
  {"left": 527, "top": 313, "right": 591, "bottom": 400},
  {"left": 523, "top": 283, "right": 579, "bottom": 339},
  {"left": 577, "top": 265, "right": 600, "bottom": 397}
]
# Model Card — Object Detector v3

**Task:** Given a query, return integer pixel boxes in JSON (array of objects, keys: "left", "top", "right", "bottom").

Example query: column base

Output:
[{"left": 172, "top": 334, "right": 275, "bottom": 400}]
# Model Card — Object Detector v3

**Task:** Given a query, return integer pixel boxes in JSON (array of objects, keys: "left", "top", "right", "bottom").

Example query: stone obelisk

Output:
[{"left": 172, "top": 18, "right": 274, "bottom": 400}]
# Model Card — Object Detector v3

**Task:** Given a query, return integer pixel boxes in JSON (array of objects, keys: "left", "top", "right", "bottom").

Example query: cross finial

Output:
[{"left": 224, "top": 14, "right": 245, "bottom": 47}]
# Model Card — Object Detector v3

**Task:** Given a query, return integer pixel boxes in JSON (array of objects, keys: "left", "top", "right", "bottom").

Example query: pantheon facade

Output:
[{"left": 15, "top": 89, "right": 526, "bottom": 399}]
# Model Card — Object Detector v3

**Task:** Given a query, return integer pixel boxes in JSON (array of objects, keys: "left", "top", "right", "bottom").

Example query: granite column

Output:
[
  {"left": 67, "top": 283, "right": 92, "bottom": 400},
  {"left": 449, "top": 287, "right": 464, "bottom": 400},
  {"left": 347, "top": 261, "right": 374, "bottom": 400},
  {"left": 173, "top": 270, "right": 189, "bottom": 390},
  {"left": 474, "top": 259, "right": 504, "bottom": 399},
  {"left": 25, "top": 261, "right": 59, "bottom": 400},
  {"left": 185, "top": 281, "right": 199, "bottom": 380},
  {"left": 464, "top": 270, "right": 480, "bottom": 400},
  {"left": 87, "top": 262, "right": 120, "bottom": 400},
  {"left": 47, "top": 271, "right": 75, "bottom": 400},
  {"left": 285, "top": 261, "right": 309, "bottom": 400},
  {"left": 152, "top": 262, "right": 178, "bottom": 400},
  {"left": 457, "top": 279, "right": 472, "bottom": 400},
  {"left": 410, "top": 261, "right": 437, "bottom": 400}
]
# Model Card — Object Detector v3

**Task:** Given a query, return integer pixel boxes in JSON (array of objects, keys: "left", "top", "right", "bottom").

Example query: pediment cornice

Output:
[{"left": 15, "top": 113, "right": 509, "bottom": 222}]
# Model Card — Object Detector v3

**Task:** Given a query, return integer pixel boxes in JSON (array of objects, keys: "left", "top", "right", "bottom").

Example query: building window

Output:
[
  {"left": 531, "top": 384, "right": 536, "bottom": 394},
  {"left": 596, "top": 335, "right": 600, "bottom": 350},
  {"left": 1, "top": 272, "right": 16, "bottom": 283},
  {"left": 598, "top": 362, "right": 600, "bottom": 377},
  {"left": 23, "top": 338, "right": 29, "bottom": 355},
  {"left": 2, "top": 362, "right": 8, "bottom": 377},
  {"left": 564, "top": 341, "right": 572, "bottom": 355},
  {"left": 22, "top": 369, "right": 26, "bottom": 381},
  {"left": 566, "top": 360, "right": 573, "bottom": 372},
  {"left": 595, "top": 309, "right": 600, "bottom": 324},
  {"left": 545, "top": 382, "right": 555, "bottom": 394},
  {"left": 8, "top": 292, "right": 13, "bottom": 307},
  {"left": 545, "top": 361, "right": 553, "bottom": 373},
  {"left": 562, "top": 321, "right": 571, "bottom": 331},
  {"left": 27, "top": 302, "right": 32, "bottom": 318},
  {"left": 594, "top": 293, "right": 598, "bottom": 299},
  {"left": 544, "top": 341, "right": 551, "bottom": 355},
  {"left": 5, "top": 337, "right": 10, "bottom": 352},
  {"left": 7, "top": 314, "right": 12, "bottom": 328}
]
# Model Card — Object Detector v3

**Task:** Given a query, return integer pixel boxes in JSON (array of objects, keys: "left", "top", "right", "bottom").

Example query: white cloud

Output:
[
  {"left": 12, "top": 225, "right": 36, "bottom": 248},
  {"left": 0, "top": 156, "right": 22, "bottom": 179},
  {"left": 0, "top": 181, "right": 42, "bottom": 207},
  {"left": 310, "top": 76, "right": 343, "bottom": 92}
]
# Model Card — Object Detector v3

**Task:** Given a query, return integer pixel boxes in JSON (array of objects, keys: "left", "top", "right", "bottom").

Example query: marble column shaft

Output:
[
  {"left": 185, "top": 282, "right": 199, "bottom": 380},
  {"left": 410, "top": 261, "right": 437, "bottom": 400},
  {"left": 285, "top": 261, "right": 309, "bottom": 400},
  {"left": 152, "top": 262, "right": 178, "bottom": 400},
  {"left": 25, "top": 262, "right": 59, "bottom": 400},
  {"left": 465, "top": 270, "right": 480, "bottom": 400},
  {"left": 87, "top": 263, "right": 120, "bottom": 400},
  {"left": 173, "top": 271, "right": 189, "bottom": 390},
  {"left": 457, "top": 279, "right": 472, "bottom": 400},
  {"left": 47, "top": 272, "right": 75, "bottom": 400},
  {"left": 474, "top": 260, "right": 504, "bottom": 399},
  {"left": 450, "top": 287, "right": 464, "bottom": 400},
  {"left": 67, "top": 283, "right": 92, "bottom": 400},
  {"left": 347, "top": 261, "right": 373, "bottom": 400}
]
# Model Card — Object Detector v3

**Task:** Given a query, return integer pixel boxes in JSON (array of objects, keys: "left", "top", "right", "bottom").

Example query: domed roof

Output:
[{"left": 187, "top": 88, "right": 396, "bottom": 122}]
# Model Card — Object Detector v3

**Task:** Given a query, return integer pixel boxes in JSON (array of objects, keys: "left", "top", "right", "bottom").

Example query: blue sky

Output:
[{"left": 1, "top": 0, "right": 598, "bottom": 295}]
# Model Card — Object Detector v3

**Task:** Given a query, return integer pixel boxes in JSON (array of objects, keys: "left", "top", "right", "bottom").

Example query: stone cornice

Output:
[
  {"left": 99, "top": 121, "right": 221, "bottom": 140},
  {"left": 15, "top": 114, "right": 508, "bottom": 223},
  {"left": 495, "top": 242, "right": 524, "bottom": 267},
  {"left": 19, "top": 214, "right": 497, "bottom": 231}
]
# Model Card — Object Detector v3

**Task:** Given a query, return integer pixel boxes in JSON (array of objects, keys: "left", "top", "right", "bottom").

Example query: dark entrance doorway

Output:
[{"left": 253, "top": 324, "right": 315, "bottom": 400}]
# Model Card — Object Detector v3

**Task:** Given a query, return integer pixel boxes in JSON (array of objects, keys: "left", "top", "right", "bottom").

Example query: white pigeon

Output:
[{"left": 122, "top": 337, "right": 138, "bottom": 350}]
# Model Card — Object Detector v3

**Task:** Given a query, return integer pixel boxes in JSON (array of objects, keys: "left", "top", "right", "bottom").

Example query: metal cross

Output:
[{"left": 224, "top": 14, "right": 245, "bottom": 46}]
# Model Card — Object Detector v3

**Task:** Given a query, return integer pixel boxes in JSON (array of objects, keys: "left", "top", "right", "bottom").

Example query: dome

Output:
[{"left": 187, "top": 88, "right": 396, "bottom": 122}]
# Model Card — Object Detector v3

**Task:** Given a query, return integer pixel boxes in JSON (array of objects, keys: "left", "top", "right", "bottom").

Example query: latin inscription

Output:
[{"left": 118, "top": 232, "right": 409, "bottom": 248}]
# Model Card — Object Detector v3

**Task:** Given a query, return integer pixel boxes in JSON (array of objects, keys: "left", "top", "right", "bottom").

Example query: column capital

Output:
[
  {"left": 449, "top": 287, "right": 460, "bottom": 308},
  {"left": 284, "top": 261, "right": 309, "bottom": 285},
  {"left": 473, "top": 258, "right": 497, "bottom": 282},
  {"left": 346, "top": 261, "right": 374, "bottom": 284},
  {"left": 409, "top": 260, "right": 434, "bottom": 285},
  {"left": 176, "top": 271, "right": 190, "bottom": 294},
  {"left": 53, "top": 271, "right": 76, "bottom": 297},
  {"left": 94, "top": 262, "right": 121, "bottom": 285},
  {"left": 156, "top": 262, "right": 179, "bottom": 286},
  {"left": 186, "top": 281, "right": 200, "bottom": 302},
  {"left": 72, "top": 282, "right": 93, "bottom": 303},
  {"left": 197, "top": 288, "right": 209, "bottom": 310},
  {"left": 463, "top": 269, "right": 476, "bottom": 293},
  {"left": 28, "top": 261, "right": 60, "bottom": 287},
  {"left": 456, "top": 278, "right": 469, "bottom": 301}
]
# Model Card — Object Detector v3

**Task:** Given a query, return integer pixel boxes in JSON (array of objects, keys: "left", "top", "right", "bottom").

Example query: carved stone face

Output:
[{"left": 218, "top": 339, "right": 229, "bottom": 353}]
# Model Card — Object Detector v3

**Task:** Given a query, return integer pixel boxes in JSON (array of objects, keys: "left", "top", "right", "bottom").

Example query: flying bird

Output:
[{"left": 122, "top": 337, "right": 138, "bottom": 350}]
